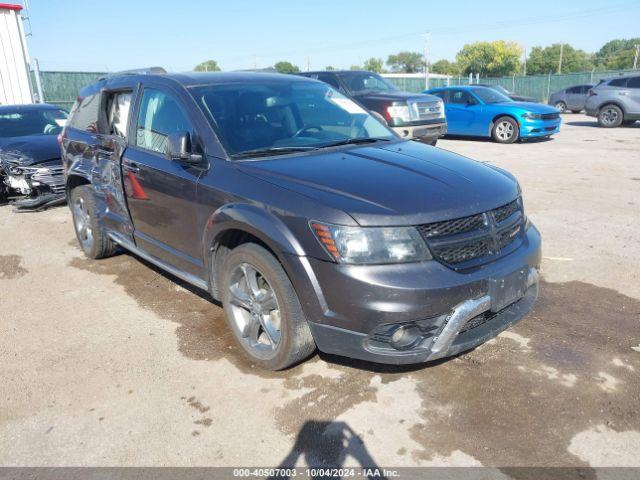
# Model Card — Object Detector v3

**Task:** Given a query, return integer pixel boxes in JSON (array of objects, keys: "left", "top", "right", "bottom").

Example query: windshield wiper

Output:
[
  {"left": 231, "top": 146, "right": 319, "bottom": 159},
  {"left": 318, "top": 137, "right": 392, "bottom": 149}
]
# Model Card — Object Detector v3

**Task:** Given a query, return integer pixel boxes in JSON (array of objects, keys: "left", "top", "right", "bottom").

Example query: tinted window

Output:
[
  {"left": 431, "top": 90, "right": 449, "bottom": 102},
  {"left": 191, "top": 81, "right": 394, "bottom": 157},
  {"left": 69, "top": 94, "right": 99, "bottom": 132},
  {"left": 135, "top": 89, "right": 192, "bottom": 154},
  {"left": 341, "top": 73, "right": 397, "bottom": 95},
  {"left": 627, "top": 76, "right": 640, "bottom": 88},
  {"left": 0, "top": 108, "right": 67, "bottom": 138},
  {"left": 107, "top": 92, "right": 132, "bottom": 138},
  {"left": 567, "top": 86, "right": 581, "bottom": 94},
  {"left": 609, "top": 78, "right": 628, "bottom": 87},
  {"left": 472, "top": 87, "right": 512, "bottom": 104},
  {"left": 581, "top": 85, "right": 592, "bottom": 93},
  {"left": 316, "top": 74, "right": 341, "bottom": 90},
  {"left": 449, "top": 90, "right": 473, "bottom": 104}
]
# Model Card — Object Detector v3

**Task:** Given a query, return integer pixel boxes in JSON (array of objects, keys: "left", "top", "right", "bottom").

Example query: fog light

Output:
[{"left": 390, "top": 325, "right": 421, "bottom": 350}]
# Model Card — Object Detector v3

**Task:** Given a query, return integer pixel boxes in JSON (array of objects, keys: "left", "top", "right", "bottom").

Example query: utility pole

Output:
[
  {"left": 423, "top": 32, "right": 430, "bottom": 90},
  {"left": 634, "top": 44, "right": 640, "bottom": 70},
  {"left": 558, "top": 43, "right": 564, "bottom": 74},
  {"left": 305, "top": 56, "right": 310, "bottom": 72}
]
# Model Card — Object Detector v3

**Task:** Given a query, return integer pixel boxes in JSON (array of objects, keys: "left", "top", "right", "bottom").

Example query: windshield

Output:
[
  {"left": 489, "top": 85, "right": 512, "bottom": 95},
  {"left": 341, "top": 72, "right": 398, "bottom": 95},
  {"left": 0, "top": 108, "right": 68, "bottom": 138},
  {"left": 191, "top": 81, "right": 395, "bottom": 158},
  {"left": 472, "top": 87, "right": 512, "bottom": 104}
]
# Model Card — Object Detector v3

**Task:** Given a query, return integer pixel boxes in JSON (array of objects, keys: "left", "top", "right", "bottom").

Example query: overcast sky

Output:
[{"left": 23, "top": 0, "right": 640, "bottom": 72}]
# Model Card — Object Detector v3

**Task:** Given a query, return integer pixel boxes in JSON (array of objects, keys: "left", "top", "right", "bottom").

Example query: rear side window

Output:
[
  {"left": 627, "top": 76, "right": 640, "bottom": 89},
  {"left": 432, "top": 90, "right": 449, "bottom": 102},
  {"left": 609, "top": 78, "right": 628, "bottom": 87},
  {"left": 316, "top": 74, "right": 341, "bottom": 90},
  {"left": 68, "top": 94, "right": 100, "bottom": 132},
  {"left": 567, "top": 86, "right": 581, "bottom": 94},
  {"left": 106, "top": 92, "right": 132, "bottom": 138},
  {"left": 135, "top": 88, "right": 193, "bottom": 155}
]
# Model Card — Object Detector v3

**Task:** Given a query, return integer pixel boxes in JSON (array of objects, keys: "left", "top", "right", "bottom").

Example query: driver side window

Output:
[
  {"left": 135, "top": 88, "right": 193, "bottom": 155},
  {"left": 450, "top": 90, "right": 472, "bottom": 104}
]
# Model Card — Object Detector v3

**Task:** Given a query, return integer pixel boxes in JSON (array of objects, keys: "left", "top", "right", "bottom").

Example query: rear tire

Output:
[
  {"left": 220, "top": 243, "right": 315, "bottom": 370},
  {"left": 492, "top": 116, "right": 520, "bottom": 144},
  {"left": 70, "top": 186, "right": 117, "bottom": 259},
  {"left": 597, "top": 104, "right": 623, "bottom": 128}
]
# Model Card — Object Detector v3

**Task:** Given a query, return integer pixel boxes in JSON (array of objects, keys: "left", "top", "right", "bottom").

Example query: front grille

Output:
[
  {"left": 410, "top": 100, "right": 443, "bottom": 121},
  {"left": 418, "top": 199, "right": 524, "bottom": 268},
  {"left": 540, "top": 112, "right": 560, "bottom": 120}
]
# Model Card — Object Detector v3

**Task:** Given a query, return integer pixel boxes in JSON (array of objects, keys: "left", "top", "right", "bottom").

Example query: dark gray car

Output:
[
  {"left": 61, "top": 71, "right": 541, "bottom": 370},
  {"left": 548, "top": 84, "right": 593, "bottom": 113},
  {"left": 585, "top": 75, "right": 640, "bottom": 127}
]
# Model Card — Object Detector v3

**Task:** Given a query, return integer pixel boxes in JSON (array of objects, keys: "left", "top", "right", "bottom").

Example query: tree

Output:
[
  {"left": 526, "top": 44, "right": 593, "bottom": 75},
  {"left": 325, "top": 66, "right": 336, "bottom": 71},
  {"left": 194, "top": 60, "right": 221, "bottom": 72},
  {"left": 349, "top": 65, "right": 362, "bottom": 71},
  {"left": 274, "top": 61, "right": 300, "bottom": 74},
  {"left": 431, "top": 59, "right": 459, "bottom": 76},
  {"left": 362, "top": 57, "right": 385, "bottom": 73},
  {"left": 456, "top": 41, "right": 522, "bottom": 77},
  {"left": 594, "top": 38, "right": 640, "bottom": 70},
  {"left": 386, "top": 51, "right": 424, "bottom": 73}
]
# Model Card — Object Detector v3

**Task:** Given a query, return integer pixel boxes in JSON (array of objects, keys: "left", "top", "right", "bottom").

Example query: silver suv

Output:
[{"left": 585, "top": 75, "right": 640, "bottom": 127}]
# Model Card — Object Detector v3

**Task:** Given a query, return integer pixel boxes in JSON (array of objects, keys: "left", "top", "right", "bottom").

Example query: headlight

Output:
[
  {"left": 386, "top": 104, "right": 411, "bottom": 123},
  {"left": 311, "top": 222, "right": 432, "bottom": 264},
  {"left": 522, "top": 112, "right": 542, "bottom": 120},
  {"left": 436, "top": 100, "right": 445, "bottom": 118}
]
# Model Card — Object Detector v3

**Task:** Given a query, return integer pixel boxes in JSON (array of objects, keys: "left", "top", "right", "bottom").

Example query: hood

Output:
[
  {"left": 491, "top": 101, "right": 558, "bottom": 114},
  {"left": 0, "top": 135, "right": 61, "bottom": 166},
  {"left": 510, "top": 94, "right": 538, "bottom": 103},
  {"left": 353, "top": 90, "right": 441, "bottom": 103},
  {"left": 237, "top": 140, "right": 519, "bottom": 226}
]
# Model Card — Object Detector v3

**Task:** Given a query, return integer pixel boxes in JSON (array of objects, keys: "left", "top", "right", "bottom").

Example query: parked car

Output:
[
  {"left": 425, "top": 86, "right": 561, "bottom": 144},
  {"left": 0, "top": 103, "right": 68, "bottom": 210},
  {"left": 298, "top": 70, "right": 447, "bottom": 145},
  {"left": 585, "top": 74, "right": 640, "bottom": 127},
  {"left": 476, "top": 84, "right": 538, "bottom": 103},
  {"left": 548, "top": 84, "right": 593, "bottom": 113},
  {"left": 62, "top": 70, "right": 541, "bottom": 370}
]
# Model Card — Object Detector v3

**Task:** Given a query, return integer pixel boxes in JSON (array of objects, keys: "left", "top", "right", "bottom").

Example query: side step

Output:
[{"left": 108, "top": 232, "right": 209, "bottom": 292}]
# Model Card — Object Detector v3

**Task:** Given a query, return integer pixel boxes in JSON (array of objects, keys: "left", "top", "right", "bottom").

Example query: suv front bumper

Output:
[
  {"left": 391, "top": 121, "right": 447, "bottom": 141},
  {"left": 286, "top": 224, "right": 541, "bottom": 365}
]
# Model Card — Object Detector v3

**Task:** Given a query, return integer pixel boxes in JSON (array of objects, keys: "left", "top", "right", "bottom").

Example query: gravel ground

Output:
[{"left": 1, "top": 114, "right": 639, "bottom": 468}]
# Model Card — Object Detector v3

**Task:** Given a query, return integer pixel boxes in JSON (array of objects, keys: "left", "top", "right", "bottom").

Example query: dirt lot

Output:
[{"left": 1, "top": 114, "right": 639, "bottom": 468}]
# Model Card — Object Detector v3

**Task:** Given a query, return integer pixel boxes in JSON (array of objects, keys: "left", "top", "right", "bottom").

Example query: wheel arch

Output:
[
  {"left": 488, "top": 113, "right": 519, "bottom": 136},
  {"left": 65, "top": 174, "right": 91, "bottom": 199},
  {"left": 598, "top": 101, "right": 627, "bottom": 115}
]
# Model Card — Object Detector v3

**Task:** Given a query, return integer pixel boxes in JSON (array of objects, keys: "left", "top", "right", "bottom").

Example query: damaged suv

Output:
[
  {"left": 0, "top": 104, "right": 68, "bottom": 210},
  {"left": 62, "top": 70, "right": 541, "bottom": 370}
]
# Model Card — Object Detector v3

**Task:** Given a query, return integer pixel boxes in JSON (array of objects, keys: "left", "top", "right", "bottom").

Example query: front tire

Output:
[
  {"left": 492, "top": 116, "right": 520, "bottom": 144},
  {"left": 220, "top": 243, "right": 315, "bottom": 370},
  {"left": 554, "top": 101, "right": 567, "bottom": 113},
  {"left": 70, "top": 186, "right": 117, "bottom": 259},
  {"left": 597, "top": 104, "right": 623, "bottom": 128}
]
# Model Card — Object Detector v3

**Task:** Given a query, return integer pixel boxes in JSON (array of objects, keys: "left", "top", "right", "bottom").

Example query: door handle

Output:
[{"left": 123, "top": 162, "right": 140, "bottom": 174}]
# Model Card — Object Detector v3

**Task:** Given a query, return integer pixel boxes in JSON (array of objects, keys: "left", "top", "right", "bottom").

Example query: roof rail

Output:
[{"left": 98, "top": 67, "right": 166, "bottom": 81}]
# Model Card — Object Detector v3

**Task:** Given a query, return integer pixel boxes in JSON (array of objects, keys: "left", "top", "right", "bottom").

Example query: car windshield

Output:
[
  {"left": 191, "top": 81, "right": 395, "bottom": 158},
  {"left": 341, "top": 72, "right": 398, "bottom": 95},
  {"left": 489, "top": 85, "right": 511, "bottom": 95},
  {"left": 472, "top": 87, "right": 512, "bottom": 104},
  {"left": 0, "top": 108, "right": 68, "bottom": 138}
]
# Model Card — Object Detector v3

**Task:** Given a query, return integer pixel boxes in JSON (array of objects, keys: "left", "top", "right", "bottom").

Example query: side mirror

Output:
[{"left": 165, "top": 131, "right": 202, "bottom": 164}]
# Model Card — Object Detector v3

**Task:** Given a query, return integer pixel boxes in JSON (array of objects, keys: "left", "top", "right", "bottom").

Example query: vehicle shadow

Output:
[
  {"left": 267, "top": 420, "right": 386, "bottom": 479},
  {"left": 317, "top": 350, "right": 455, "bottom": 374},
  {"left": 443, "top": 135, "right": 554, "bottom": 144},
  {"left": 565, "top": 120, "right": 639, "bottom": 128}
]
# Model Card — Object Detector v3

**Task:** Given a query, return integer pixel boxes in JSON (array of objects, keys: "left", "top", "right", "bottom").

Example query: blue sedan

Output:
[{"left": 425, "top": 86, "right": 561, "bottom": 143}]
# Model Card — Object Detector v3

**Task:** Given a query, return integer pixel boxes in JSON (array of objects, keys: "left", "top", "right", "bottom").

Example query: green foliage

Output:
[
  {"left": 386, "top": 51, "right": 424, "bottom": 73},
  {"left": 362, "top": 57, "right": 385, "bottom": 73},
  {"left": 526, "top": 44, "right": 593, "bottom": 74},
  {"left": 274, "top": 61, "right": 300, "bottom": 74},
  {"left": 456, "top": 41, "right": 522, "bottom": 76},
  {"left": 325, "top": 66, "right": 336, "bottom": 71},
  {"left": 349, "top": 65, "right": 362, "bottom": 71},
  {"left": 594, "top": 38, "right": 640, "bottom": 70},
  {"left": 194, "top": 60, "right": 221, "bottom": 72},
  {"left": 431, "top": 59, "right": 458, "bottom": 75}
]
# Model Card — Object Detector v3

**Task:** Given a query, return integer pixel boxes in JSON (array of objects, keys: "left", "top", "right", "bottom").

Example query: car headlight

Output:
[
  {"left": 311, "top": 222, "right": 432, "bottom": 264},
  {"left": 522, "top": 112, "right": 542, "bottom": 120},
  {"left": 386, "top": 104, "right": 411, "bottom": 123},
  {"left": 436, "top": 100, "right": 445, "bottom": 118}
]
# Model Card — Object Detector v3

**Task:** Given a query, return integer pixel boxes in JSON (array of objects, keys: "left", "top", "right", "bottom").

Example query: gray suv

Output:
[
  {"left": 585, "top": 75, "right": 640, "bottom": 127},
  {"left": 62, "top": 70, "right": 541, "bottom": 370},
  {"left": 548, "top": 84, "right": 593, "bottom": 113}
]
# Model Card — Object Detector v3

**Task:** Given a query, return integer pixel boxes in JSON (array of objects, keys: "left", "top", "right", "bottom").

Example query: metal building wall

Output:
[{"left": 0, "top": 4, "right": 32, "bottom": 105}]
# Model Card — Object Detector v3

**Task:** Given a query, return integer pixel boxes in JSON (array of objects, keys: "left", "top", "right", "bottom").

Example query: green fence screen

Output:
[
  {"left": 386, "top": 69, "right": 637, "bottom": 101},
  {"left": 33, "top": 71, "right": 106, "bottom": 109}
]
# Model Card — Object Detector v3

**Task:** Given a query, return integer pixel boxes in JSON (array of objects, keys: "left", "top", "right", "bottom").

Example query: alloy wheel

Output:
[
  {"left": 228, "top": 262, "right": 282, "bottom": 358},
  {"left": 73, "top": 197, "right": 93, "bottom": 250},
  {"left": 555, "top": 102, "right": 566, "bottom": 113},
  {"left": 601, "top": 107, "right": 619, "bottom": 126},
  {"left": 495, "top": 121, "right": 515, "bottom": 141}
]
